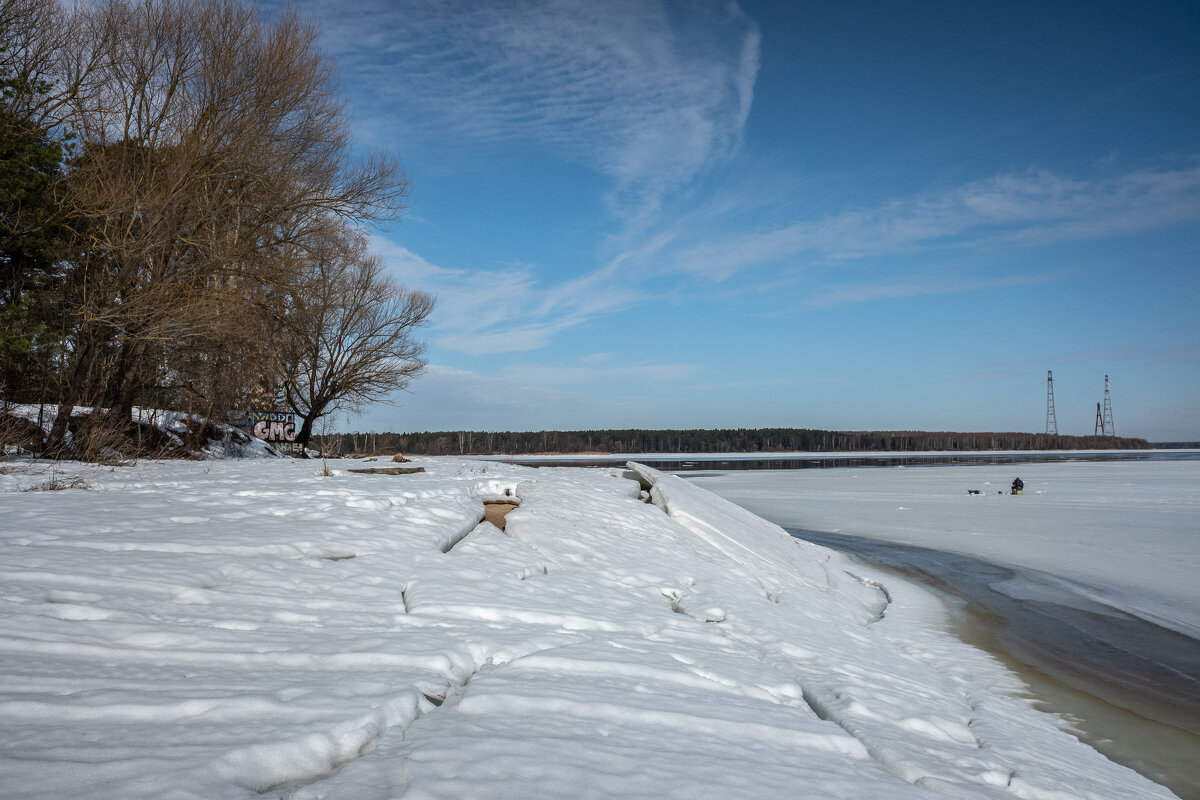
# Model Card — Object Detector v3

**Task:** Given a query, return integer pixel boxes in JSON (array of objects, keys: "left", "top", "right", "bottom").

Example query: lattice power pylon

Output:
[
  {"left": 1045, "top": 370, "right": 1058, "bottom": 435},
  {"left": 1102, "top": 375, "right": 1115, "bottom": 436},
  {"left": 1095, "top": 402, "right": 1104, "bottom": 435}
]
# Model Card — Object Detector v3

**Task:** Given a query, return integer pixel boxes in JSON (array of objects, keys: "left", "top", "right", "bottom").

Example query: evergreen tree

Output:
[{"left": 0, "top": 25, "right": 67, "bottom": 402}]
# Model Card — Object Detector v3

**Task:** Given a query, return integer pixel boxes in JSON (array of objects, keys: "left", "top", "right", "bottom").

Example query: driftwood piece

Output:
[
  {"left": 483, "top": 500, "right": 520, "bottom": 531},
  {"left": 348, "top": 466, "right": 426, "bottom": 475}
]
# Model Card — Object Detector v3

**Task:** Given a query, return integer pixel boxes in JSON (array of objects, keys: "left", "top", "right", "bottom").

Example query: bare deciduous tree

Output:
[
  {"left": 281, "top": 231, "right": 434, "bottom": 447},
  {"left": 42, "top": 0, "right": 410, "bottom": 453}
]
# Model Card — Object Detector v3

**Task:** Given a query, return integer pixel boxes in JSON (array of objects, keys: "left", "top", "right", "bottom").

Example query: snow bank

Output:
[
  {"left": 1, "top": 404, "right": 280, "bottom": 459},
  {"left": 0, "top": 457, "right": 1177, "bottom": 798}
]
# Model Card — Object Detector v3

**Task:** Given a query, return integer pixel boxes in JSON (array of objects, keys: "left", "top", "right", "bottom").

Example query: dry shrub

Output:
[
  {"left": 129, "top": 420, "right": 184, "bottom": 455},
  {"left": 0, "top": 412, "right": 46, "bottom": 454},
  {"left": 21, "top": 473, "right": 93, "bottom": 491},
  {"left": 67, "top": 413, "right": 180, "bottom": 462},
  {"left": 65, "top": 414, "right": 128, "bottom": 463}
]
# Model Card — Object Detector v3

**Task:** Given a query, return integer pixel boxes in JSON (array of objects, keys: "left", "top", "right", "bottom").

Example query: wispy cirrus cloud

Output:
[
  {"left": 370, "top": 236, "right": 645, "bottom": 356},
  {"left": 372, "top": 359, "right": 696, "bottom": 431},
  {"left": 376, "top": 158, "right": 1200, "bottom": 352},
  {"left": 298, "top": 0, "right": 1198, "bottom": 350},
  {"left": 502, "top": 359, "right": 697, "bottom": 387},
  {"left": 304, "top": 0, "right": 760, "bottom": 223},
  {"left": 801, "top": 271, "right": 1059, "bottom": 311},
  {"left": 665, "top": 160, "right": 1200, "bottom": 280}
]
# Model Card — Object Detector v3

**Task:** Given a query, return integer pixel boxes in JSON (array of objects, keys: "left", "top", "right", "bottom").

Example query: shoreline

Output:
[{"left": 788, "top": 528, "right": 1200, "bottom": 800}]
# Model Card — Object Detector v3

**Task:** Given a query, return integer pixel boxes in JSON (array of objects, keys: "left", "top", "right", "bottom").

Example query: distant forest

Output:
[{"left": 314, "top": 428, "right": 1154, "bottom": 456}]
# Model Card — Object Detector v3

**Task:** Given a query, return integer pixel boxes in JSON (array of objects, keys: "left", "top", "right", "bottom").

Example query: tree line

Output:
[
  {"left": 0, "top": 0, "right": 432, "bottom": 458},
  {"left": 315, "top": 428, "right": 1153, "bottom": 456}
]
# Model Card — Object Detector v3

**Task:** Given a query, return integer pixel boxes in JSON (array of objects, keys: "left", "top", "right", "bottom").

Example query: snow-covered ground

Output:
[
  {"left": 0, "top": 456, "right": 1180, "bottom": 799},
  {"left": 689, "top": 458, "right": 1200, "bottom": 636}
]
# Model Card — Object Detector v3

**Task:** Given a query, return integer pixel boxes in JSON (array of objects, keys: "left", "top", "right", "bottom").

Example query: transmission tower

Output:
[
  {"left": 1045, "top": 370, "right": 1058, "bottom": 435},
  {"left": 1094, "top": 402, "right": 1104, "bottom": 435},
  {"left": 1102, "top": 375, "right": 1115, "bottom": 436}
]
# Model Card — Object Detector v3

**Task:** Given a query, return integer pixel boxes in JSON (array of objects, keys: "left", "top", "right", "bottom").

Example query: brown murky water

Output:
[{"left": 788, "top": 528, "right": 1200, "bottom": 800}]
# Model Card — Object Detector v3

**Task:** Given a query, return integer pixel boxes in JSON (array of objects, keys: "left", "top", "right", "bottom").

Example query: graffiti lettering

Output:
[{"left": 246, "top": 411, "right": 297, "bottom": 443}]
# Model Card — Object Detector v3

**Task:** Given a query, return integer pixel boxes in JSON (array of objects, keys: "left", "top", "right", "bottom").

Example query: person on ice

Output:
[{"left": 1011, "top": 477, "right": 1024, "bottom": 495}]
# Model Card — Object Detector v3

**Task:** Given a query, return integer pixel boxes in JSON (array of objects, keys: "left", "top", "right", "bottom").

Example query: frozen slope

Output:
[{"left": 0, "top": 458, "right": 1177, "bottom": 799}]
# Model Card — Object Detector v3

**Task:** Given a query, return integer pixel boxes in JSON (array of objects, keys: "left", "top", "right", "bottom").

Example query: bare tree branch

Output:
[
  {"left": 281, "top": 228, "right": 434, "bottom": 446},
  {"left": 39, "top": 0, "right": 413, "bottom": 453}
]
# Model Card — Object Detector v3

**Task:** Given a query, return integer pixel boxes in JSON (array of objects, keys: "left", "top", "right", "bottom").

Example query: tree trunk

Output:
[
  {"left": 296, "top": 413, "right": 316, "bottom": 448},
  {"left": 44, "top": 340, "right": 95, "bottom": 455},
  {"left": 109, "top": 338, "right": 143, "bottom": 424}
]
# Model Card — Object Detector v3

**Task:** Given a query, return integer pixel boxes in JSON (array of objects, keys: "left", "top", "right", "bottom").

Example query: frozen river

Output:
[
  {"left": 686, "top": 456, "right": 1200, "bottom": 634},
  {"left": 688, "top": 457, "right": 1200, "bottom": 800}
]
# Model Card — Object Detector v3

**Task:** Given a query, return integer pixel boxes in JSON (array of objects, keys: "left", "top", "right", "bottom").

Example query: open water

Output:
[{"left": 786, "top": 528, "right": 1200, "bottom": 800}]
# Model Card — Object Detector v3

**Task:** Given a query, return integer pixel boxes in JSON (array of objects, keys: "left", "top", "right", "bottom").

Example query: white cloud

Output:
[
  {"left": 499, "top": 359, "right": 697, "bottom": 387},
  {"left": 353, "top": 359, "right": 696, "bottom": 431},
  {"left": 372, "top": 157, "right": 1200, "bottom": 350},
  {"left": 438, "top": 321, "right": 581, "bottom": 356},
  {"left": 580, "top": 352, "right": 612, "bottom": 365},
  {"left": 370, "top": 236, "right": 644, "bottom": 355},
  {"left": 802, "top": 271, "right": 1059, "bottom": 311},
  {"left": 303, "top": 0, "right": 760, "bottom": 223},
  {"left": 312, "top": 1, "right": 763, "bottom": 357},
  {"left": 667, "top": 161, "right": 1200, "bottom": 280}
]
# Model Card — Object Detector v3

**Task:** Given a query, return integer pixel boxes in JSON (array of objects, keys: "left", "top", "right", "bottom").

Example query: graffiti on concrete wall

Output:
[{"left": 246, "top": 411, "right": 296, "bottom": 443}]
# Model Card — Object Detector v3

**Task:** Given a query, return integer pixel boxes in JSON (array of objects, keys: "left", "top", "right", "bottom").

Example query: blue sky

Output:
[{"left": 286, "top": 0, "right": 1199, "bottom": 440}]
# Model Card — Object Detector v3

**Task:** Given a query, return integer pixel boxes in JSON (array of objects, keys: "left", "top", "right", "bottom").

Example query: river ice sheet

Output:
[{"left": 689, "top": 459, "right": 1200, "bottom": 636}]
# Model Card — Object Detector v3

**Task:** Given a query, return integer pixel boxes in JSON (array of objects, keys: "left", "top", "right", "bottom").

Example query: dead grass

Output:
[
  {"left": 20, "top": 473, "right": 94, "bottom": 492},
  {"left": 0, "top": 411, "right": 46, "bottom": 455},
  {"left": 68, "top": 414, "right": 136, "bottom": 464}
]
